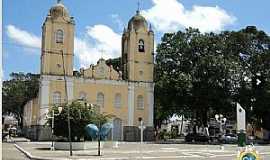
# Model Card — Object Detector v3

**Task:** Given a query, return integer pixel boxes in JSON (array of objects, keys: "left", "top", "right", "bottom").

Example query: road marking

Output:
[
  {"left": 181, "top": 152, "right": 199, "bottom": 157},
  {"left": 210, "top": 153, "right": 236, "bottom": 158},
  {"left": 260, "top": 152, "right": 270, "bottom": 155},
  {"left": 161, "top": 148, "right": 178, "bottom": 150},
  {"left": 198, "top": 152, "right": 216, "bottom": 157}
]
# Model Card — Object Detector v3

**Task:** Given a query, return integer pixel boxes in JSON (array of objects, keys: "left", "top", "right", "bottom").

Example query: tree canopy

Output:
[
  {"left": 106, "top": 57, "right": 121, "bottom": 71},
  {"left": 48, "top": 100, "right": 110, "bottom": 141},
  {"left": 155, "top": 26, "right": 270, "bottom": 129},
  {"left": 3, "top": 72, "right": 40, "bottom": 126}
]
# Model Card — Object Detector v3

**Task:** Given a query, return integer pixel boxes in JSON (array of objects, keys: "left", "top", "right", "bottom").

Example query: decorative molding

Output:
[
  {"left": 66, "top": 78, "right": 74, "bottom": 102},
  {"left": 41, "top": 75, "right": 153, "bottom": 88}
]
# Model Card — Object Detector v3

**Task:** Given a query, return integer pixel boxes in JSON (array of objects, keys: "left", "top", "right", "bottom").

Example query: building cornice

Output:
[{"left": 40, "top": 74, "right": 154, "bottom": 87}]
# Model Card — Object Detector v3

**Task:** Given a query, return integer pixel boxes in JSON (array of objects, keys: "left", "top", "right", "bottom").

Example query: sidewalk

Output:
[
  {"left": 15, "top": 141, "right": 159, "bottom": 160},
  {"left": 13, "top": 141, "right": 230, "bottom": 160},
  {"left": 13, "top": 141, "right": 270, "bottom": 160},
  {"left": 4, "top": 136, "right": 31, "bottom": 143}
]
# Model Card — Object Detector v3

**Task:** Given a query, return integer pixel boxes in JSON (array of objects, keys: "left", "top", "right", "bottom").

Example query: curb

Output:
[
  {"left": 14, "top": 143, "right": 68, "bottom": 160},
  {"left": 14, "top": 143, "right": 125, "bottom": 160}
]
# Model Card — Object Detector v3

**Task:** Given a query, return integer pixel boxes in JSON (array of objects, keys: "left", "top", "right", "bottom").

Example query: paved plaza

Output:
[
  {"left": 3, "top": 141, "right": 270, "bottom": 160},
  {"left": 3, "top": 143, "right": 29, "bottom": 160}
]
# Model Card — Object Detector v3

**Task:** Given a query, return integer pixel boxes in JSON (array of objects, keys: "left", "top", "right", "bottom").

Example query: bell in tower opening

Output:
[
  {"left": 121, "top": 8, "right": 154, "bottom": 82},
  {"left": 138, "top": 39, "right": 145, "bottom": 52}
]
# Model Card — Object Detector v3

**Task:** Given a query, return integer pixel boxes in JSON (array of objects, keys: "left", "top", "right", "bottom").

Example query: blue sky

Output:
[{"left": 3, "top": 0, "right": 270, "bottom": 79}]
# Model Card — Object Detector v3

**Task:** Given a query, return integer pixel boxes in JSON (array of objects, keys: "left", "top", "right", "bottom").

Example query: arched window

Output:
[
  {"left": 139, "top": 70, "right": 143, "bottom": 77},
  {"left": 138, "top": 39, "right": 145, "bottom": 52},
  {"left": 114, "top": 93, "right": 121, "bottom": 108},
  {"left": 137, "top": 95, "right": 144, "bottom": 109},
  {"left": 97, "top": 92, "right": 104, "bottom": 108},
  {"left": 52, "top": 91, "right": 61, "bottom": 105},
  {"left": 55, "top": 29, "right": 64, "bottom": 43},
  {"left": 79, "top": 92, "right": 87, "bottom": 100}
]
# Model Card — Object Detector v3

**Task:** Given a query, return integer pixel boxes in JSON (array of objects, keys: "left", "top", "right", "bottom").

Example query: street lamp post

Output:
[
  {"left": 215, "top": 114, "right": 227, "bottom": 135},
  {"left": 47, "top": 106, "right": 63, "bottom": 151},
  {"left": 138, "top": 118, "right": 146, "bottom": 159},
  {"left": 85, "top": 102, "right": 101, "bottom": 156},
  {"left": 250, "top": 98, "right": 256, "bottom": 137},
  {"left": 138, "top": 118, "right": 146, "bottom": 144}
]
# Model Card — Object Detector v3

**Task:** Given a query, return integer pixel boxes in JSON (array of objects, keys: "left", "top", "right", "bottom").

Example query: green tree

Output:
[
  {"left": 2, "top": 72, "right": 39, "bottom": 127},
  {"left": 106, "top": 57, "right": 121, "bottom": 71},
  {"left": 49, "top": 100, "right": 110, "bottom": 141},
  {"left": 154, "top": 26, "right": 270, "bottom": 127},
  {"left": 236, "top": 27, "right": 270, "bottom": 130}
]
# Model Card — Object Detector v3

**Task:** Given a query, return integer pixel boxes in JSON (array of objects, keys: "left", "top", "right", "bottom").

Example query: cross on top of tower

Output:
[
  {"left": 57, "top": 0, "right": 62, "bottom": 4},
  {"left": 136, "top": 0, "right": 141, "bottom": 14},
  {"left": 99, "top": 49, "right": 106, "bottom": 59}
]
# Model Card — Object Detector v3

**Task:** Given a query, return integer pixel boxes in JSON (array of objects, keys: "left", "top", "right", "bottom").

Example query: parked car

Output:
[
  {"left": 185, "top": 133, "right": 210, "bottom": 142},
  {"left": 219, "top": 133, "right": 238, "bottom": 144}
]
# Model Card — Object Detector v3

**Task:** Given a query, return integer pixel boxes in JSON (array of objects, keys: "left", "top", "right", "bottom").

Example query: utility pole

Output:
[
  {"left": 61, "top": 51, "right": 72, "bottom": 156},
  {"left": 98, "top": 118, "right": 101, "bottom": 156}
]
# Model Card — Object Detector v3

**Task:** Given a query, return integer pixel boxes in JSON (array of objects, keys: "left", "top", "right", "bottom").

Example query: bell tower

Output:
[
  {"left": 40, "top": 1, "right": 75, "bottom": 76},
  {"left": 122, "top": 9, "right": 154, "bottom": 82}
]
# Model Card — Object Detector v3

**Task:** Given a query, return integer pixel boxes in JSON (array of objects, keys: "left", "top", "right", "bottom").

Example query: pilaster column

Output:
[
  {"left": 128, "top": 83, "right": 135, "bottom": 126},
  {"left": 147, "top": 83, "right": 154, "bottom": 126},
  {"left": 66, "top": 77, "right": 74, "bottom": 103},
  {"left": 39, "top": 76, "right": 50, "bottom": 125}
]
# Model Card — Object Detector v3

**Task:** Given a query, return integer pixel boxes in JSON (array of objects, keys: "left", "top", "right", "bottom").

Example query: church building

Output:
[{"left": 23, "top": 1, "right": 155, "bottom": 141}]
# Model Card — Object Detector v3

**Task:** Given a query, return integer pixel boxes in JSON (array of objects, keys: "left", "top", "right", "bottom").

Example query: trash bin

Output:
[{"left": 238, "top": 130, "right": 246, "bottom": 147}]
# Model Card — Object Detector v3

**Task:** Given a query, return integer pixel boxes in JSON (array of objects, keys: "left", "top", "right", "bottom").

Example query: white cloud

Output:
[
  {"left": 75, "top": 24, "right": 121, "bottom": 68},
  {"left": 111, "top": 14, "right": 125, "bottom": 31},
  {"left": 74, "top": 38, "right": 102, "bottom": 68},
  {"left": 6, "top": 24, "right": 121, "bottom": 68},
  {"left": 86, "top": 25, "right": 121, "bottom": 58},
  {"left": 6, "top": 25, "right": 41, "bottom": 49},
  {"left": 142, "top": 0, "right": 236, "bottom": 33},
  {"left": 0, "top": 69, "right": 4, "bottom": 81}
]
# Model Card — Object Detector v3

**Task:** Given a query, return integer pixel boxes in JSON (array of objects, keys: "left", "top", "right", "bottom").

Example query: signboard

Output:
[{"left": 237, "top": 103, "right": 246, "bottom": 132}]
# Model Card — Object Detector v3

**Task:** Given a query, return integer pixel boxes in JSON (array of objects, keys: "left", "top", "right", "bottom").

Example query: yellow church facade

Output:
[{"left": 23, "top": 1, "right": 154, "bottom": 141}]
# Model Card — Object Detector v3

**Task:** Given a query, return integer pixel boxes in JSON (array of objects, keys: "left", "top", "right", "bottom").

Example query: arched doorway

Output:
[{"left": 113, "top": 118, "right": 122, "bottom": 141}]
